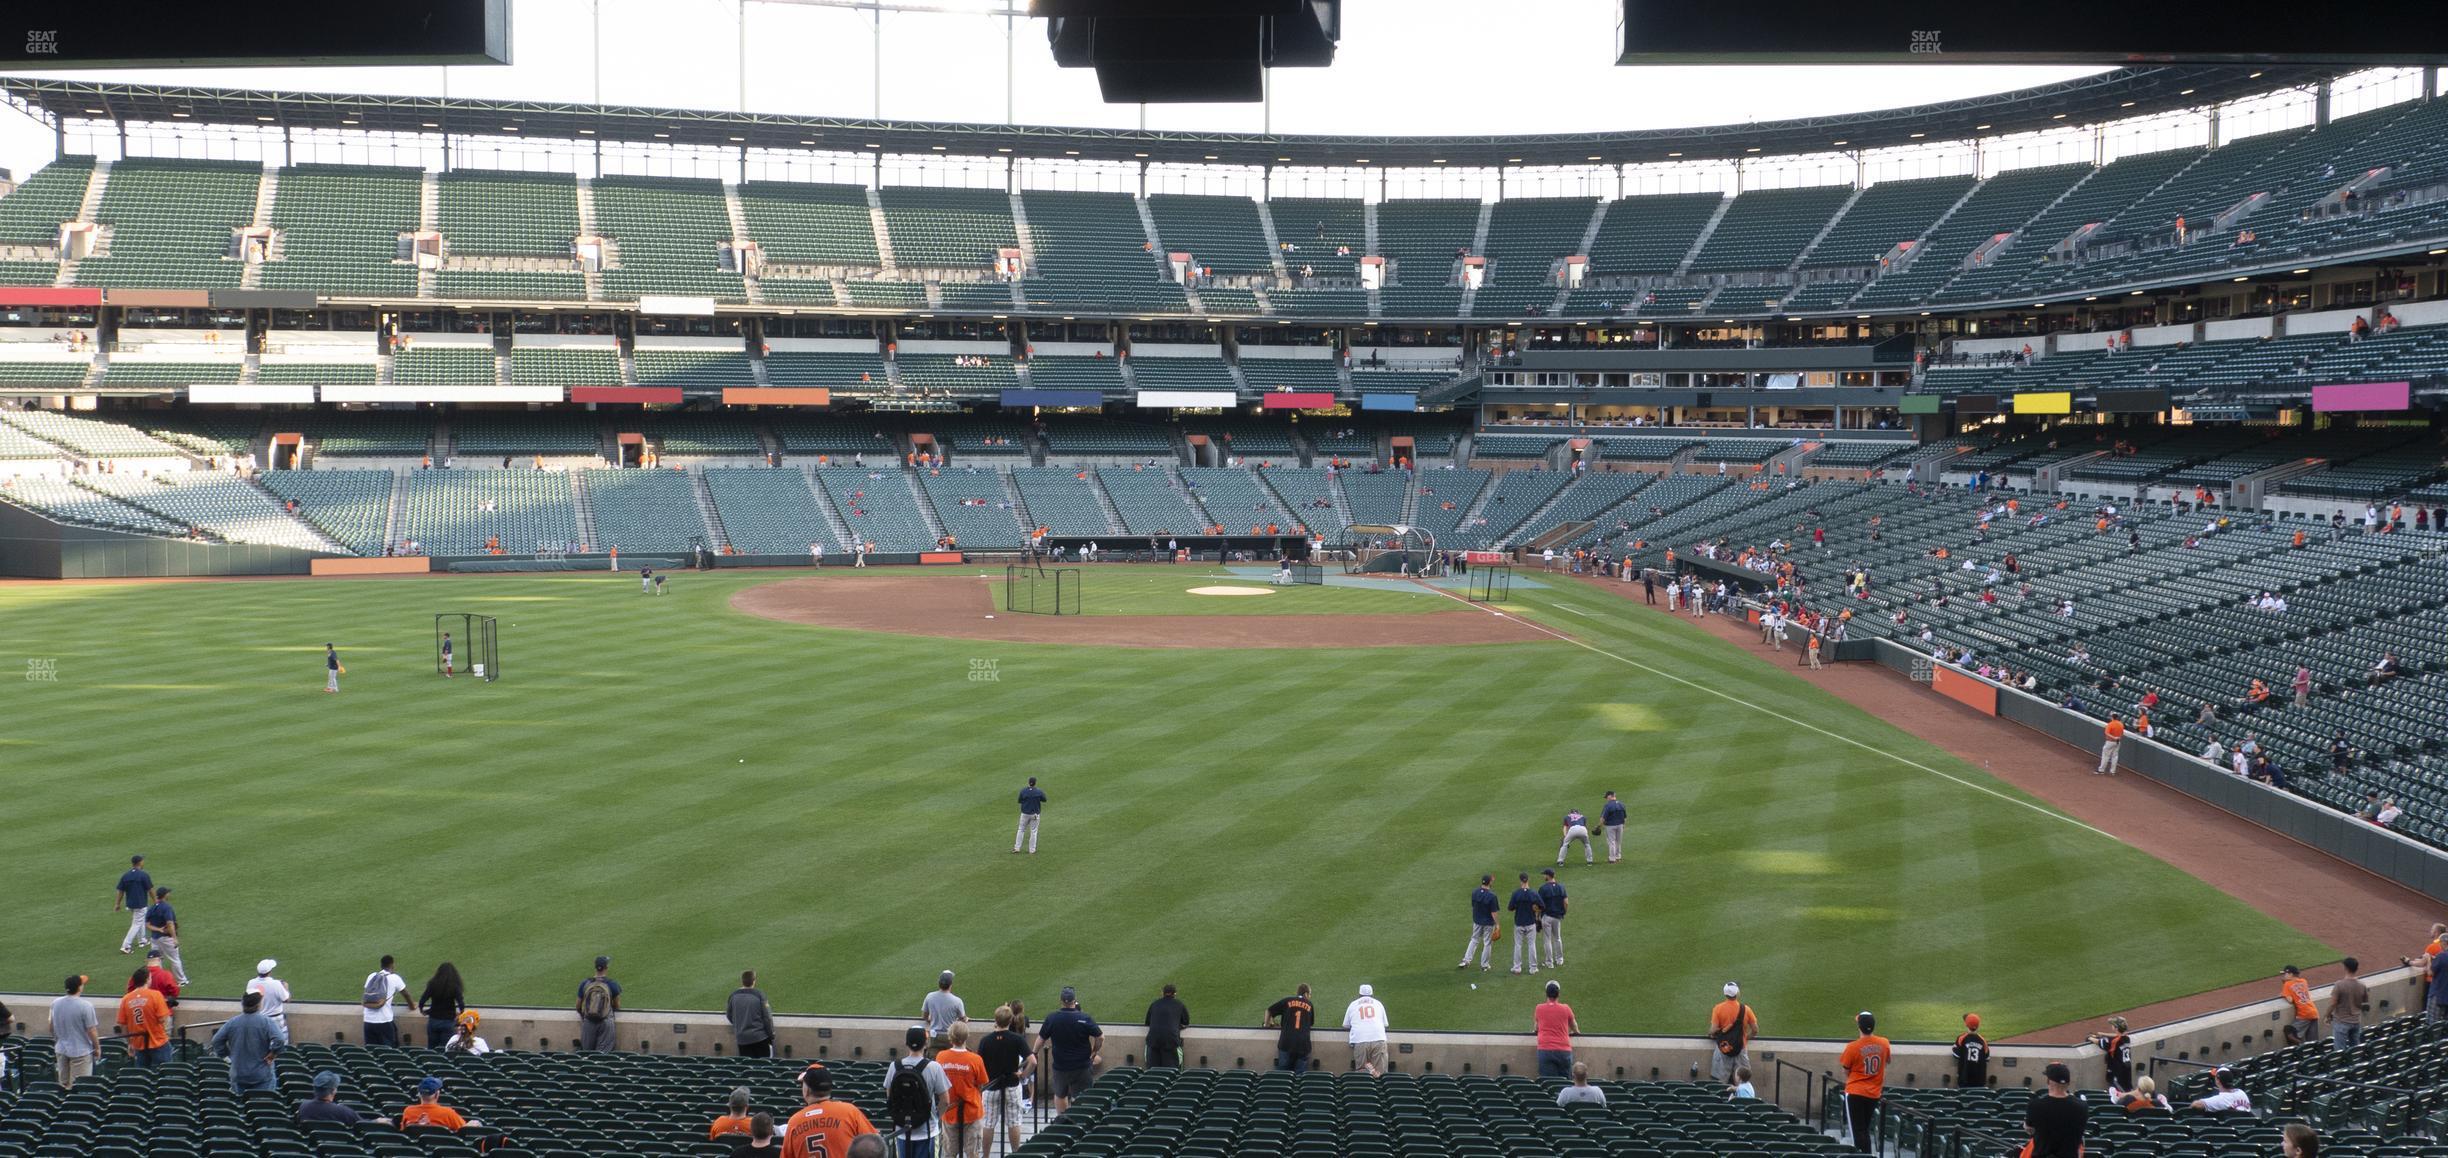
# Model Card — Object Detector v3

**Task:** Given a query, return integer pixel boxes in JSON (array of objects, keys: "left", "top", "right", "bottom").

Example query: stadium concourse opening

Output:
[{"left": 728, "top": 572, "right": 1552, "bottom": 648}]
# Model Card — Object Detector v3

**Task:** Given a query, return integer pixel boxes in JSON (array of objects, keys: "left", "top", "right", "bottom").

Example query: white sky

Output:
[{"left": 0, "top": 0, "right": 2105, "bottom": 178}]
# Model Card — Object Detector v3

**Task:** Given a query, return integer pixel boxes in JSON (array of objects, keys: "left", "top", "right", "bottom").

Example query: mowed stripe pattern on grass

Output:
[{"left": 0, "top": 570, "right": 2324, "bottom": 1040}]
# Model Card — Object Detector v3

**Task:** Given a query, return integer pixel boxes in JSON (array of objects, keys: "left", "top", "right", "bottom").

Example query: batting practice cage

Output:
[
  {"left": 1469, "top": 564, "right": 1514, "bottom": 603},
  {"left": 1344, "top": 524, "right": 1435, "bottom": 575},
  {"left": 1288, "top": 561, "right": 1325, "bottom": 585},
  {"left": 435, "top": 614, "right": 499, "bottom": 682},
  {"left": 1006, "top": 565, "right": 1081, "bottom": 615}
]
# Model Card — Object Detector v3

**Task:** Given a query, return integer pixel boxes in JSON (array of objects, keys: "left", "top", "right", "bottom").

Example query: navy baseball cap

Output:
[
  {"left": 594, "top": 955, "right": 612, "bottom": 969},
  {"left": 418, "top": 1077, "right": 444, "bottom": 1095},
  {"left": 1060, "top": 986, "right": 1077, "bottom": 1003},
  {"left": 313, "top": 1071, "right": 342, "bottom": 1093}
]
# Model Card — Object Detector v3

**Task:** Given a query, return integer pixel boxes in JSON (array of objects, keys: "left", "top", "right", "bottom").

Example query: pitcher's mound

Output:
[
  {"left": 730, "top": 574, "right": 1555, "bottom": 649},
  {"left": 1188, "top": 585, "right": 1274, "bottom": 596}
]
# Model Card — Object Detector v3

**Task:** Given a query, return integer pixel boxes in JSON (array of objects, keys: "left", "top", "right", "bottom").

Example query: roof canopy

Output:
[{"left": 2, "top": 67, "right": 2345, "bottom": 169}]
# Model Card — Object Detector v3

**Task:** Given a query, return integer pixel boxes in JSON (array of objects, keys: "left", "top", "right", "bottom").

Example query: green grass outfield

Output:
[{"left": 0, "top": 567, "right": 2325, "bottom": 1040}]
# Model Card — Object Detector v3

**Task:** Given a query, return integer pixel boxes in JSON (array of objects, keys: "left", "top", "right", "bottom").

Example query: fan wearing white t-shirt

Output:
[
  {"left": 1344, "top": 985, "right": 1389, "bottom": 1077},
  {"left": 245, "top": 960, "right": 291, "bottom": 1037},
  {"left": 360, "top": 955, "right": 412, "bottom": 1047}
]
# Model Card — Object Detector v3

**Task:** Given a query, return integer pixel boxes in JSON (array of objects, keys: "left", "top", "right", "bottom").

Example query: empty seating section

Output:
[
  {"left": 917, "top": 467, "right": 1026, "bottom": 548},
  {"left": 841, "top": 279, "right": 927, "bottom": 309},
  {"left": 1456, "top": 469, "right": 1568, "bottom": 548},
  {"left": 257, "top": 357, "right": 377, "bottom": 385},
  {"left": 896, "top": 353, "right": 1015, "bottom": 394},
  {"left": 1478, "top": 197, "right": 1596, "bottom": 310},
  {"left": 398, "top": 470, "right": 578, "bottom": 553},
  {"left": 1378, "top": 285, "right": 1465, "bottom": 317},
  {"left": 307, "top": 413, "right": 432, "bottom": 458},
  {"left": 1349, "top": 368, "right": 1458, "bottom": 397},
  {"left": 1408, "top": 468, "right": 1489, "bottom": 544},
  {"left": 1778, "top": 280, "right": 1865, "bottom": 312},
  {"left": 1809, "top": 441, "right": 1910, "bottom": 468},
  {"left": 1237, "top": 357, "right": 1341, "bottom": 395},
  {"left": 508, "top": 345, "right": 620, "bottom": 386},
  {"left": 391, "top": 346, "right": 495, "bottom": 386},
  {"left": 0, "top": 408, "right": 185, "bottom": 457},
  {"left": 1146, "top": 194, "right": 1273, "bottom": 275},
  {"left": 583, "top": 468, "right": 701, "bottom": 551},
  {"left": 73, "top": 158, "right": 258, "bottom": 289},
  {"left": 935, "top": 280, "right": 1014, "bottom": 311},
  {"left": 923, "top": 415, "right": 1029, "bottom": 458},
  {"left": 1686, "top": 184, "right": 1853, "bottom": 273},
  {"left": 705, "top": 467, "right": 838, "bottom": 552},
  {"left": 1850, "top": 164, "right": 2090, "bottom": 310},
  {"left": 1598, "top": 436, "right": 1694, "bottom": 462},
  {"left": 1023, "top": 355, "right": 1123, "bottom": 395},
  {"left": 1340, "top": 469, "right": 1408, "bottom": 524},
  {"left": 1587, "top": 192, "right": 1721, "bottom": 276},
  {"left": 261, "top": 164, "right": 419, "bottom": 296},
  {"left": 1011, "top": 467, "right": 1117, "bottom": 535},
  {"left": 1199, "top": 419, "right": 1297, "bottom": 461},
  {"left": 0, "top": 475, "right": 184, "bottom": 534},
  {"left": 736, "top": 180, "right": 878, "bottom": 266},
  {"left": 0, "top": 355, "right": 89, "bottom": 387},
  {"left": 770, "top": 416, "right": 895, "bottom": 457},
  {"left": 879, "top": 185, "right": 1014, "bottom": 270},
  {"left": 438, "top": 170, "right": 578, "bottom": 258},
  {"left": 259, "top": 469, "right": 393, "bottom": 554},
  {"left": 1020, "top": 189, "right": 1184, "bottom": 312},
  {"left": 1197, "top": 286, "right": 1262, "bottom": 315},
  {"left": 452, "top": 413, "right": 601, "bottom": 456},
  {"left": 82, "top": 473, "right": 333, "bottom": 551},
  {"left": 1269, "top": 288, "right": 1369, "bottom": 316},
  {"left": 1182, "top": 466, "right": 1293, "bottom": 532},
  {"left": 98, "top": 360, "right": 243, "bottom": 388},
  {"left": 0, "top": 155, "right": 95, "bottom": 285},
  {"left": 143, "top": 412, "right": 263, "bottom": 457},
  {"left": 765, "top": 349, "right": 887, "bottom": 390},
  {"left": 435, "top": 169, "right": 586, "bottom": 301},
  {"left": 814, "top": 466, "right": 934, "bottom": 550},
  {"left": 592, "top": 176, "right": 745, "bottom": 301},
  {"left": 1936, "top": 148, "right": 2196, "bottom": 304},
  {"left": 640, "top": 415, "right": 762, "bottom": 456},
  {"left": 1508, "top": 471, "right": 1654, "bottom": 545},
  {"left": 1695, "top": 438, "right": 1786, "bottom": 465},
  {"left": 1631, "top": 285, "right": 1711, "bottom": 317},
  {"left": 1472, "top": 434, "right": 1559, "bottom": 460},
  {"left": 1377, "top": 198, "right": 1479, "bottom": 288},
  {"left": 1129, "top": 356, "right": 1237, "bottom": 395},
  {"left": 1039, "top": 420, "right": 1173, "bottom": 459},
  {"left": 1801, "top": 173, "right": 1973, "bottom": 268},
  {"left": 2278, "top": 445, "right": 2446, "bottom": 501},
  {"left": 1256, "top": 466, "right": 1340, "bottom": 534},
  {"left": 758, "top": 276, "right": 837, "bottom": 305},
  {"left": 1269, "top": 197, "right": 1366, "bottom": 277},
  {"left": 633, "top": 347, "right": 752, "bottom": 389},
  {"left": 0, "top": 1038, "right": 914, "bottom": 1158},
  {"left": 1098, "top": 466, "right": 1205, "bottom": 534}
]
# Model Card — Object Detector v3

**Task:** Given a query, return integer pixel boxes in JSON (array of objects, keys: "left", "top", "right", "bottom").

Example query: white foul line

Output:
[{"left": 1411, "top": 578, "right": 2118, "bottom": 841}]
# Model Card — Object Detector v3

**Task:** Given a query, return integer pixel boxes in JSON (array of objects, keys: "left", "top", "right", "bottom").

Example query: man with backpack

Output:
[
  {"left": 885, "top": 1025, "right": 951, "bottom": 1158},
  {"left": 360, "top": 954, "right": 411, "bottom": 1046},
  {"left": 1706, "top": 982, "right": 1757, "bottom": 1086},
  {"left": 577, "top": 955, "right": 622, "bottom": 1051}
]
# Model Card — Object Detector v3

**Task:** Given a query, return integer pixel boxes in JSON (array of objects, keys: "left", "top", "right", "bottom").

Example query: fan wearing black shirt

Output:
[
  {"left": 977, "top": 1006, "right": 1034, "bottom": 1154},
  {"left": 2024, "top": 1062, "right": 2088, "bottom": 1158},
  {"left": 1950, "top": 1013, "right": 1988, "bottom": 1089},
  {"left": 1264, "top": 984, "right": 1316, "bottom": 1073},
  {"left": 1144, "top": 984, "right": 1189, "bottom": 1069}
]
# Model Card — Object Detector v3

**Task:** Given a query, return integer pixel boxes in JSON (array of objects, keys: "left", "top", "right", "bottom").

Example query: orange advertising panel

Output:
[
  {"left": 1929, "top": 666, "right": 1999, "bottom": 715},
  {"left": 724, "top": 387, "right": 832, "bottom": 406},
  {"left": 311, "top": 557, "right": 432, "bottom": 577},
  {"left": 919, "top": 551, "right": 966, "bottom": 565}
]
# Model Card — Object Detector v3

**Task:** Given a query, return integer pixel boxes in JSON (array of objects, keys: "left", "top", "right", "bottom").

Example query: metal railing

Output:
[
  {"left": 1877, "top": 1096, "right": 2024, "bottom": 1158},
  {"left": 1771, "top": 1056, "right": 1821, "bottom": 1121},
  {"left": 2283, "top": 1072, "right": 2428, "bottom": 1134}
]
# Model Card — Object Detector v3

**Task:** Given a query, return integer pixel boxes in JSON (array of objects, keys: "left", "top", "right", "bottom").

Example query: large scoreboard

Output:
[
  {"left": 6, "top": 2, "right": 508, "bottom": 69},
  {"left": 1617, "top": 0, "right": 2448, "bottom": 65}
]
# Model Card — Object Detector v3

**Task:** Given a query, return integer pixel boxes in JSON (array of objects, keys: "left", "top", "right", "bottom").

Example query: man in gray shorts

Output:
[
  {"left": 1038, "top": 986, "right": 1102, "bottom": 1112},
  {"left": 921, "top": 970, "right": 966, "bottom": 1058}
]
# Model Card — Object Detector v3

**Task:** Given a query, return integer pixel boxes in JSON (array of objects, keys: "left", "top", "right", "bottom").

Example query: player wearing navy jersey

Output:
[
  {"left": 1600, "top": 792, "right": 1628, "bottom": 863},
  {"left": 1458, "top": 875, "right": 1499, "bottom": 972},
  {"left": 1557, "top": 809, "right": 1592, "bottom": 866}
]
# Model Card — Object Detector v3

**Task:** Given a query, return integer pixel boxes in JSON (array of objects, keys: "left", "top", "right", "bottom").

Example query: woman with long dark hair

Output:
[{"left": 418, "top": 963, "right": 466, "bottom": 1050}]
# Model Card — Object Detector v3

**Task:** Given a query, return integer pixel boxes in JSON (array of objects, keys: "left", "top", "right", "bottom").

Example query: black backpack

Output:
[{"left": 886, "top": 1056, "right": 933, "bottom": 1133}]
